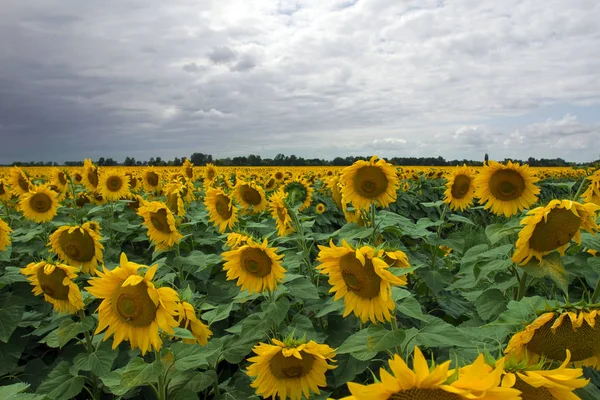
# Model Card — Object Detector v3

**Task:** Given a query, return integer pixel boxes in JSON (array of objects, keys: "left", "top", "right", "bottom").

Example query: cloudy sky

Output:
[{"left": 1, "top": 0, "right": 599, "bottom": 164}]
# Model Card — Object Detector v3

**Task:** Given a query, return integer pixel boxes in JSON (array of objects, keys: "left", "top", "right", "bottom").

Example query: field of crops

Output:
[{"left": 1, "top": 158, "right": 600, "bottom": 400}]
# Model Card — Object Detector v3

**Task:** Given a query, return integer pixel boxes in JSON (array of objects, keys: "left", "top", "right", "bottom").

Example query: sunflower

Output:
[
  {"left": 443, "top": 165, "right": 476, "bottom": 211},
  {"left": 76, "top": 192, "right": 91, "bottom": 207},
  {"left": 164, "top": 181, "right": 186, "bottom": 218},
  {"left": 82, "top": 159, "right": 99, "bottom": 191},
  {"left": 51, "top": 170, "right": 69, "bottom": 193},
  {"left": 126, "top": 172, "right": 139, "bottom": 191},
  {"left": 316, "top": 240, "right": 407, "bottom": 323},
  {"left": 8, "top": 166, "right": 30, "bottom": 195},
  {"left": 49, "top": 222, "right": 104, "bottom": 275},
  {"left": 19, "top": 185, "right": 59, "bottom": 223},
  {"left": 222, "top": 239, "right": 285, "bottom": 294},
  {"left": 234, "top": 181, "right": 268, "bottom": 213},
  {"left": 86, "top": 253, "right": 180, "bottom": 354},
  {"left": 340, "top": 156, "right": 399, "bottom": 211},
  {"left": 204, "top": 188, "right": 238, "bottom": 233},
  {"left": 274, "top": 171, "right": 285, "bottom": 182},
  {"left": 204, "top": 163, "right": 217, "bottom": 183},
  {"left": 269, "top": 189, "right": 294, "bottom": 237},
  {"left": 581, "top": 170, "right": 600, "bottom": 205},
  {"left": 182, "top": 158, "right": 195, "bottom": 180},
  {"left": 500, "top": 351, "right": 589, "bottom": 400},
  {"left": 512, "top": 200, "right": 600, "bottom": 265},
  {"left": 225, "top": 232, "right": 255, "bottom": 249},
  {"left": 175, "top": 301, "right": 213, "bottom": 345},
  {"left": 20, "top": 261, "right": 84, "bottom": 314},
  {"left": 92, "top": 191, "right": 107, "bottom": 205},
  {"left": 247, "top": 338, "right": 336, "bottom": 400},
  {"left": 383, "top": 249, "right": 411, "bottom": 269},
  {"left": 143, "top": 169, "right": 161, "bottom": 192},
  {"left": 0, "top": 179, "right": 11, "bottom": 202},
  {"left": 264, "top": 176, "right": 277, "bottom": 191},
  {"left": 474, "top": 160, "right": 540, "bottom": 217},
  {"left": 283, "top": 179, "right": 314, "bottom": 211},
  {"left": 504, "top": 308, "right": 600, "bottom": 368},
  {"left": 0, "top": 217, "right": 13, "bottom": 251},
  {"left": 327, "top": 176, "right": 343, "bottom": 210},
  {"left": 345, "top": 347, "right": 519, "bottom": 400},
  {"left": 97, "top": 169, "right": 130, "bottom": 201},
  {"left": 315, "top": 203, "right": 326, "bottom": 214},
  {"left": 137, "top": 201, "right": 183, "bottom": 251}
]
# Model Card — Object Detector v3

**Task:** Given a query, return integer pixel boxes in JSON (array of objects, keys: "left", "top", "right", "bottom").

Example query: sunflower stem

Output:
[
  {"left": 155, "top": 350, "right": 167, "bottom": 400},
  {"left": 516, "top": 269, "right": 528, "bottom": 301},
  {"left": 389, "top": 315, "right": 402, "bottom": 357},
  {"left": 2, "top": 200, "right": 11, "bottom": 228},
  {"left": 572, "top": 177, "right": 588, "bottom": 201},
  {"left": 369, "top": 202, "right": 377, "bottom": 245},
  {"left": 78, "top": 310, "right": 99, "bottom": 400},
  {"left": 591, "top": 279, "right": 600, "bottom": 303}
]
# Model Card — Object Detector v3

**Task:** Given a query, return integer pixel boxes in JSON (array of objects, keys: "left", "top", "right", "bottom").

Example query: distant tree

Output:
[
  {"left": 97, "top": 157, "right": 106, "bottom": 166},
  {"left": 124, "top": 157, "right": 136, "bottom": 166},
  {"left": 148, "top": 157, "right": 156, "bottom": 166},
  {"left": 190, "top": 153, "right": 213, "bottom": 165}
]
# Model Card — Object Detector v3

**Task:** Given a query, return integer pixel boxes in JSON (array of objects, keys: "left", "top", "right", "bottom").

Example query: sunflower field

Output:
[{"left": 1, "top": 158, "right": 600, "bottom": 400}]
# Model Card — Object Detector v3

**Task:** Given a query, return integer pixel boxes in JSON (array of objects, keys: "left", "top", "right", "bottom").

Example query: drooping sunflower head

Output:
[
  {"left": 49, "top": 222, "right": 104, "bottom": 275},
  {"left": 164, "top": 181, "right": 186, "bottom": 218},
  {"left": 98, "top": 169, "right": 131, "bottom": 201},
  {"left": 204, "top": 163, "right": 217, "bottom": 182},
  {"left": 225, "top": 232, "right": 255, "bottom": 249},
  {"left": 86, "top": 253, "right": 180, "bottom": 355},
  {"left": 182, "top": 158, "right": 195, "bottom": 179},
  {"left": 222, "top": 239, "right": 285, "bottom": 294},
  {"left": 76, "top": 192, "right": 91, "bottom": 207},
  {"left": 512, "top": 199, "right": 600, "bottom": 265},
  {"left": 137, "top": 201, "right": 183, "bottom": 250},
  {"left": 499, "top": 350, "right": 590, "bottom": 400},
  {"left": 204, "top": 187, "right": 238, "bottom": 233},
  {"left": 20, "top": 261, "right": 84, "bottom": 314},
  {"left": 582, "top": 171, "right": 600, "bottom": 206},
  {"left": 326, "top": 175, "right": 344, "bottom": 210},
  {"left": 51, "top": 169, "right": 69, "bottom": 192},
  {"left": 143, "top": 169, "right": 161, "bottom": 192},
  {"left": 504, "top": 307, "right": 600, "bottom": 368},
  {"left": 340, "top": 156, "right": 399, "bottom": 211},
  {"left": 82, "top": 159, "right": 99, "bottom": 191},
  {"left": 234, "top": 181, "right": 268, "bottom": 213},
  {"left": 0, "top": 217, "right": 13, "bottom": 251},
  {"left": 247, "top": 338, "right": 336, "bottom": 400},
  {"left": 474, "top": 160, "right": 540, "bottom": 217},
  {"left": 19, "top": 185, "right": 60, "bottom": 223},
  {"left": 315, "top": 203, "right": 326, "bottom": 214},
  {"left": 283, "top": 179, "right": 314, "bottom": 212},
  {"left": 268, "top": 189, "right": 294, "bottom": 237},
  {"left": 0, "top": 179, "right": 11, "bottom": 201},
  {"left": 9, "top": 166, "right": 30, "bottom": 195},
  {"left": 264, "top": 176, "right": 277, "bottom": 191},
  {"left": 316, "top": 240, "right": 407, "bottom": 323},
  {"left": 176, "top": 301, "right": 213, "bottom": 345},
  {"left": 125, "top": 172, "right": 139, "bottom": 190},
  {"left": 443, "top": 165, "right": 476, "bottom": 211}
]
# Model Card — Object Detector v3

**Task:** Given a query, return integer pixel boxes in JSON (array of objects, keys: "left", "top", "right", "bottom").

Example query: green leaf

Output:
[
  {"left": 0, "top": 382, "right": 30, "bottom": 397},
  {"left": 169, "top": 370, "right": 217, "bottom": 395},
  {"left": 396, "top": 296, "right": 428, "bottom": 322},
  {"left": 263, "top": 297, "right": 291, "bottom": 326},
  {"left": 315, "top": 297, "right": 345, "bottom": 318},
  {"left": 221, "top": 335, "right": 261, "bottom": 364},
  {"left": 520, "top": 253, "right": 568, "bottom": 294},
  {"left": 337, "top": 326, "right": 405, "bottom": 361},
  {"left": 414, "top": 317, "right": 469, "bottom": 348},
  {"left": 475, "top": 289, "right": 508, "bottom": 322},
  {"left": 286, "top": 278, "right": 320, "bottom": 300},
  {"left": 56, "top": 316, "right": 95, "bottom": 347},
  {"left": 37, "top": 362, "right": 85, "bottom": 400},
  {"left": 73, "top": 342, "right": 118, "bottom": 377},
  {"left": 447, "top": 214, "right": 475, "bottom": 226},
  {"left": 172, "top": 341, "right": 222, "bottom": 371},
  {"left": 176, "top": 250, "right": 221, "bottom": 271},
  {"left": 0, "top": 296, "right": 24, "bottom": 342},
  {"left": 201, "top": 303, "right": 233, "bottom": 325},
  {"left": 121, "top": 357, "right": 164, "bottom": 388},
  {"left": 101, "top": 368, "right": 131, "bottom": 396}
]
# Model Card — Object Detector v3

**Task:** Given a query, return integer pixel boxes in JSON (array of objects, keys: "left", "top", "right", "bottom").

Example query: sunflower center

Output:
[
  {"left": 150, "top": 209, "right": 172, "bottom": 233},
  {"left": 389, "top": 388, "right": 462, "bottom": 400},
  {"left": 451, "top": 174, "right": 471, "bottom": 199},
  {"left": 30, "top": 192, "right": 52, "bottom": 213},
  {"left": 18, "top": 175, "right": 29, "bottom": 191},
  {"left": 513, "top": 377, "right": 555, "bottom": 400},
  {"left": 489, "top": 170, "right": 525, "bottom": 201},
  {"left": 146, "top": 172, "right": 159, "bottom": 187},
  {"left": 526, "top": 313, "right": 600, "bottom": 361},
  {"left": 269, "top": 351, "right": 315, "bottom": 379},
  {"left": 106, "top": 176, "right": 123, "bottom": 192},
  {"left": 36, "top": 267, "right": 70, "bottom": 300},
  {"left": 207, "top": 169, "right": 216, "bottom": 180},
  {"left": 185, "top": 167, "right": 193, "bottom": 178},
  {"left": 76, "top": 194, "right": 90, "bottom": 207},
  {"left": 166, "top": 193, "right": 179, "bottom": 213},
  {"left": 0, "top": 182, "right": 5, "bottom": 195},
  {"left": 88, "top": 169, "right": 98, "bottom": 187},
  {"left": 59, "top": 229, "right": 96, "bottom": 262},
  {"left": 275, "top": 172, "right": 283, "bottom": 180},
  {"left": 240, "top": 185, "right": 262, "bottom": 206},
  {"left": 127, "top": 174, "right": 137, "bottom": 188},
  {"left": 58, "top": 171, "right": 67, "bottom": 185},
  {"left": 241, "top": 247, "right": 272, "bottom": 277},
  {"left": 215, "top": 195, "right": 233, "bottom": 219},
  {"left": 528, "top": 207, "right": 582, "bottom": 252},
  {"left": 276, "top": 207, "right": 287, "bottom": 222},
  {"left": 74, "top": 173, "right": 83, "bottom": 182},
  {"left": 354, "top": 166, "right": 388, "bottom": 198},
  {"left": 111, "top": 282, "right": 157, "bottom": 327},
  {"left": 340, "top": 253, "right": 381, "bottom": 299}
]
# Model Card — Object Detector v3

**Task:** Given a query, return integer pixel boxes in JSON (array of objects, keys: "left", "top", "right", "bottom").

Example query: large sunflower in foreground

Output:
[
  {"left": 205, "top": 187, "right": 238, "bottom": 233},
  {"left": 344, "top": 347, "right": 519, "bottom": 400},
  {"left": 82, "top": 159, "right": 99, "bottom": 192},
  {"left": 512, "top": 199, "right": 600, "bottom": 265},
  {"left": 504, "top": 308, "right": 600, "bottom": 368},
  {"left": 443, "top": 165, "right": 476, "bottom": 211},
  {"left": 474, "top": 160, "right": 540, "bottom": 217},
  {"left": 234, "top": 181, "right": 268, "bottom": 213},
  {"left": 19, "top": 185, "right": 59, "bottom": 223},
  {"left": 247, "top": 338, "right": 336, "bottom": 400},
  {"left": 86, "top": 253, "right": 180, "bottom": 354},
  {"left": 340, "top": 156, "right": 399, "bottom": 211},
  {"left": 498, "top": 351, "right": 589, "bottom": 400},
  {"left": 222, "top": 239, "right": 285, "bottom": 294},
  {"left": 97, "top": 169, "right": 130, "bottom": 201},
  {"left": 269, "top": 189, "right": 294, "bottom": 237},
  {"left": 0, "top": 217, "right": 12, "bottom": 251},
  {"left": 8, "top": 166, "right": 30, "bottom": 195},
  {"left": 49, "top": 222, "right": 104, "bottom": 275},
  {"left": 21, "top": 261, "right": 84, "bottom": 314},
  {"left": 316, "top": 240, "right": 407, "bottom": 323},
  {"left": 137, "top": 201, "right": 183, "bottom": 251},
  {"left": 176, "top": 301, "right": 213, "bottom": 345}
]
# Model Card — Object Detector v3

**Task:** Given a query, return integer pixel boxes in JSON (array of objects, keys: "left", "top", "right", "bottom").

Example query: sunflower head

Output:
[
  {"left": 9, "top": 166, "right": 30, "bottom": 195},
  {"left": 137, "top": 201, "right": 183, "bottom": 250},
  {"left": 204, "top": 187, "right": 238, "bottom": 233},
  {"left": 82, "top": 159, "right": 99, "bottom": 191},
  {"left": 247, "top": 338, "right": 336, "bottom": 400},
  {"left": 143, "top": 169, "right": 161, "bottom": 192},
  {"left": 0, "top": 217, "right": 12, "bottom": 251},
  {"left": 19, "top": 185, "right": 59, "bottom": 223},
  {"left": 98, "top": 169, "right": 131, "bottom": 201},
  {"left": 268, "top": 189, "right": 294, "bottom": 237},
  {"left": 86, "top": 253, "right": 180, "bottom": 354},
  {"left": 20, "top": 261, "right": 84, "bottom": 314},
  {"left": 340, "top": 156, "right": 399, "bottom": 211},
  {"left": 283, "top": 179, "right": 314, "bottom": 211},
  {"left": 222, "top": 239, "right": 285, "bottom": 294},
  {"left": 225, "top": 232, "right": 255, "bottom": 249},
  {"left": 49, "top": 222, "right": 104, "bottom": 275},
  {"left": 315, "top": 203, "right": 326, "bottom": 214},
  {"left": 176, "top": 301, "right": 213, "bottom": 345},
  {"left": 234, "top": 181, "right": 268, "bottom": 213},
  {"left": 443, "top": 165, "right": 476, "bottom": 211},
  {"left": 204, "top": 163, "right": 217, "bottom": 182}
]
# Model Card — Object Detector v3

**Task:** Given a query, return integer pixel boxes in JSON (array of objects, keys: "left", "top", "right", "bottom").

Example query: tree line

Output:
[{"left": 6, "top": 153, "right": 598, "bottom": 167}]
